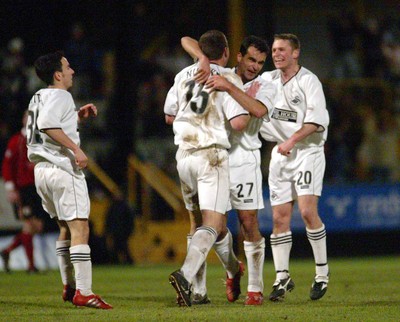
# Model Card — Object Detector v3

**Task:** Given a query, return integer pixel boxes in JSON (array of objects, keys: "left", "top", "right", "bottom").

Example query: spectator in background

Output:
[
  {"left": 361, "top": 17, "right": 383, "bottom": 77},
  {"left": 381, "top": 26, "right": 400, "bottom": 114},
  {"left": 325, "top": 86, "right": 364, "bottom": 183},
  {"left": 358, "top": 108, "right": 400, "bottom": 182},
  {"left": 0, "top": 37, "right": 29, "bottom": 134},
  {"left": 327, "top": 10, "right": 363, "bottom": 78},
  {"left": 356, "top": 104, "right": 377, "bottom": 181},
  {"left": 0, "top": 120, "right": 9, "bottom": 167},
  {"left": 64, "top": 23, "right": 94, "bottom": 100},
  {"left": 134, "top": 72, "right": 178, "bottom": 220},
  {"left": 381, "top": 28, "right": 400, "bottom": 81},
  {"left": 155, "top": 43, "right": 193, "bottom": 76},
  {"left": 105, "top": 194, "right": 135, "bottom": 265},
  {"left": 0, "top": 110, "right": 44, "bottom": 273},
  {"left": 135, "top": 73, "right": 175, "bottom": 171}
]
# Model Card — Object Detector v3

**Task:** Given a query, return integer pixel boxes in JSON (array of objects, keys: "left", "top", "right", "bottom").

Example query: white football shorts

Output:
[
  {"left": 229, "top": 146, "right": 264, "bottom": 210},
  {"left": 268, "top": 145, "right": 325, "bottom": 206},
  {"left": 176, "top": 146, "right": 230, "bottom": 215},
  {"left": 34, "top": 162, "right": 90, "bottom": 221}
]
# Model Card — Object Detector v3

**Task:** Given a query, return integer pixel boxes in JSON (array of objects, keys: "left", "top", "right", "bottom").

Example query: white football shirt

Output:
[
  {"left": 26, "top": 88, "right": 83, "bottom": 178},
  {"left": 229, "top": 73, "right": 275, "bottom": 150},
  {"left": 260, "top": 67, "right": 329, "bottom": 147},
  {"left": 164, "top": 62, "right": 249, "bottom": 150}
]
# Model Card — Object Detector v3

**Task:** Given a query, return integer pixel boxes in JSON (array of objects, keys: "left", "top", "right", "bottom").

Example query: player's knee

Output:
[
  {"left": 272, "top": 212, "right": 290, "bottom": 232},
  {"left": 241, "top": 221, "right": 259, "bottom": 239},
  {"left": 299, "top": 207, "right": 318, "bottom": 224}
]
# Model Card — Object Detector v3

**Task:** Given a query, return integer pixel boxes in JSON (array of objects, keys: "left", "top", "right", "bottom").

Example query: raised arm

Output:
[
  {"left": 181, "top": 36, "right": 210, "bottom": 84},
  {"left": 78, "top": 103, "right": 97, "bottom": 122}
]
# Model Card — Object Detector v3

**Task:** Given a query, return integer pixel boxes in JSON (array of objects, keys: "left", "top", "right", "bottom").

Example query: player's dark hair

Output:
[
  {"left": 274, "top": 33, "right": 300, "bottom": 50},
  {"left": 240, "top": 35, "right": 270, "bottom": 56},
  {"left": 198, "top": 30, "right": 228, "bottom": 60},
  {"left": 34, "top": 51, "right": 64, "bottom": 85}
]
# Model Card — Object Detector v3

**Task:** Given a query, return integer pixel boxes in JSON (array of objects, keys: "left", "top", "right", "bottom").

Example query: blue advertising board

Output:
[{"left": 227, "top": 183, "right": 400, "bottom": 234}]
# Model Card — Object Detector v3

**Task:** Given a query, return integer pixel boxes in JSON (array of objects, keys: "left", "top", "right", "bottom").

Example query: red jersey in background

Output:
[{"left": 2, "top": 129, "right": 35, "bottom": 190}]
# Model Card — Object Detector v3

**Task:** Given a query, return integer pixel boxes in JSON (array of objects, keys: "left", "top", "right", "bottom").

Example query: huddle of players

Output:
[
  {"left": 15, "top": 28, "right": 328, "bottom": 310},
  {"left": 164, "top": 30, "right": 330, "bottom": 306}
]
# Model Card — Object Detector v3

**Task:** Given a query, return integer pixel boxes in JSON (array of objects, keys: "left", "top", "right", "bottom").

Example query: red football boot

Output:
[
  {"left": 73, "top": 290, "right": 113, "bottom": 309},
  {"left": 226, "top": 261, "right": 245, "bottom": 302}
]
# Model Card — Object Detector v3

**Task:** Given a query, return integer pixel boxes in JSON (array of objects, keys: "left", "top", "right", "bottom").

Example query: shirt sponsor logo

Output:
[
  {"left": 271, "top": 108, "right": 297, "bottom": 123},
  {"left": 300, "top": 185, "right": 310, "bottom": 189},
  {"left": 244, "top": 199, "right": 253, "bottom": 203}
]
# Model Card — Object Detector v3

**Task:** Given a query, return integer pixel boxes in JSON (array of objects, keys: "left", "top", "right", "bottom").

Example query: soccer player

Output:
[
  {"left": 1, "top": 110, "right": 44, "bottom": 273},
  {"left": 259, "top": 34, "right": 330, "bottom": 301},
  {"left": 181, "top": 35, "right": 276, "bottom": 305},
  {"left": 164, "top": 30, "right": 250, "bottom": 307},
  {"left": 26, "top": 51, "right": 112, "bottom": 309}
]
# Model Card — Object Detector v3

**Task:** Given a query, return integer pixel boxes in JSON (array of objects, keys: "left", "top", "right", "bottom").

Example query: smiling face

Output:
[
  {"left": 272, "top": 39, "right": 299, "bottom": 73},
  {"left": 54, "top": 57, "right": 75, "bottom": 90},
  {"left": 236, "top": 45, "right": 267, "bottom": 83}
]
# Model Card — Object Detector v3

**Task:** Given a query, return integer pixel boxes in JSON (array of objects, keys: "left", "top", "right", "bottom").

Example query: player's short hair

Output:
[
  {"left": 274, "top": 33, "right": 300, "bottom": 51},
  {"left": 240, "top": 35, "right": 270, "bottom": 56},
  {"left": 198, "top": 30, "right": 228, "bottom": 60},
  {"left": 34, "top": 51, "right": 64, "bottom": 85}
]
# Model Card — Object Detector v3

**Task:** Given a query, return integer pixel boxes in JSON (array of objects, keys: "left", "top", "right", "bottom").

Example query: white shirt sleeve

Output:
[
  {"left": 222, "top": 72, "right": 249, "bottom": 120},
  {"left": 37, "top": 90, "right": 70, "bottom": 130},
  {"left": 163, "top": 75, "right": 179, "bottom": 116},
  {"left": 302, "top": 74, "right": 329, "bottom": 132},
  {"left": 254, "top": 78, "right": 276, "bottom": 121}
]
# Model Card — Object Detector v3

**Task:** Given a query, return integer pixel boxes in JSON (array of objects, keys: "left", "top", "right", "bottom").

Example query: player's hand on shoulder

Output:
[
  {"left": 206, "top": 75, "right": 230, "bottom": 92},
  {"left": 246, "top": 81, "right": 261, "bottom": 97},
  {"left": 195, "top": 55, "right": 210, "bottom": 84},
  {"left": 78, "top": 103, "right": 97, "bottom": 120}
]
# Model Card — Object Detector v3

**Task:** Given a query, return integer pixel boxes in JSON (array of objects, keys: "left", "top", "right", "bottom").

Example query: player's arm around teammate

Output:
[
  {"left": 206, "top": 75, "right": 268, "bottom": 118},
  {"left": 166, "top": 31, "right": 251, "bottom": 307},
  {"left": 182, "top": 35, "right": 275, "bottom": 305},
  {"left": 181, "top": 36, "right": 210, "bottom": 84},
  {"left": 182, "top": 36, "right": 269, "bottom": 118}
]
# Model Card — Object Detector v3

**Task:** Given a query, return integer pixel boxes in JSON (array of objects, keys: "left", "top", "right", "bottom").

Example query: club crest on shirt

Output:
[
  {"left": 271, "top": 108, "right": 297, "bottom": 123},
  {"left": 291, "top": 95, "right": 301, "bottom": 105}
]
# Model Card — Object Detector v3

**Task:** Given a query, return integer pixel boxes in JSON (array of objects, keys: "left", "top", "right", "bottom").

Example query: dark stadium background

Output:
[{"left": 0, "top": 1, "right": 399, "bottom": 264}]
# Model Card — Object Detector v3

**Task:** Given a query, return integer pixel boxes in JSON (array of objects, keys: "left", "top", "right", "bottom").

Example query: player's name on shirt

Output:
[{"left": 186, "top": 66, "right": 223, "bottom": 79}]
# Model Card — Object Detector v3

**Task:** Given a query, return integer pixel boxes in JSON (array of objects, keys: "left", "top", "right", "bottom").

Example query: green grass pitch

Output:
[{"left": 0, "top": 256, "right": 399, "bottom": 321}]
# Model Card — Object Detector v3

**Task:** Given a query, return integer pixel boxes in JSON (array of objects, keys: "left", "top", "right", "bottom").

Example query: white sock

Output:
[
  {"left": 213, "top": 229, "right": 239, "bottom": 278},
  {"left": 188, "top": 234, "right": 207, "bottom": 296},
  {"left": 244, "top": 237, "right": 265, "bottom": 293},
  {"left": 70, "top": 244, "right": 93, "bottom": 296},
  {"left": 270, "top": 231, "right": 292, "bottom": 281},
  {"left": 181, "top": 226, "right": 217, "bottom": 284},
  {"left": 56, "top": 240, "right": 75, "bottom": 288},
  {"left": 306, "top": 224, "right": 329, "bottom": 279}
]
